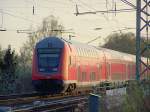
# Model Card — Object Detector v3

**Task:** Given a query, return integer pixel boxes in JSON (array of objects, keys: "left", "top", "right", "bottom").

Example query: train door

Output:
[
  {"left": 68, "top": 55, "right": 77, "bottom": 80},
  {"left": 98, "top": 64, "right": 102, "bottom": 81},
  {"left": 90, "top": 66, "right": 96, "bottom": 82},
  {"left": 106, "top": 62, "right": 111, "bottom": 81},
  {"left": 77, "top": 66, "right": 81, "bottom": 82},
  {"left": 122, "top": 63, "right": 126, "bottom": 81},
  {"left": 77, "top": 66, "right": 87, "bottom": 82},
  {"left": 125, "top": 63, "right": 128, "bottom": 80},
  {"left": 128, "top": 64, "right": 133, "bottom": 80},
  {"left": 101, "top": 62, "right": 106, "bottom": 81}
]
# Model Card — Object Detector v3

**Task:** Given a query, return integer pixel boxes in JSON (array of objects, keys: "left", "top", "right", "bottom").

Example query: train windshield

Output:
[{"left": 37, "top": 48, "right": 61, "bottom": 73}]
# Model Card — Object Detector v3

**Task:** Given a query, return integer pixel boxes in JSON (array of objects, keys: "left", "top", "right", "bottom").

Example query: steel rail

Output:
[
  {"left": 0, "top": 92, "right": 73, "bottom": 106},
  {"left": 13, "top": 96, "right": 88, "bottom": 112}
]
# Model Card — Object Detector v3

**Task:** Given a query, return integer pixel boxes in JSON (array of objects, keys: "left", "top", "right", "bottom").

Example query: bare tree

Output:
[
  {"left": 20, "top": 15, "right": 64, "bottom": 64},
  {"left": 15, "top": 15, "right": 64, "bottom": 93}
]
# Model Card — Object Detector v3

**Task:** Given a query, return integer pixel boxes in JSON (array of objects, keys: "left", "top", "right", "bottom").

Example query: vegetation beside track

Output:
[
  {"left": 122, "top": 80, "right": 150, "bottom": 112},
  {"left": 98, "top": 80, "right": 150, "bottom": 112}
]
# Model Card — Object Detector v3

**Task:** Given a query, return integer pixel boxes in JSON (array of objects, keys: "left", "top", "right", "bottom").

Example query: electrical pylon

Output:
[{"left": 136, "top": 0, "right": 150, "bottom": 80}]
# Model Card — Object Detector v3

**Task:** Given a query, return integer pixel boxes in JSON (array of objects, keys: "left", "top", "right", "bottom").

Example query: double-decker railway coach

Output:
[{"left": 32, "top": 37, "right": 149, "bottom": 93}]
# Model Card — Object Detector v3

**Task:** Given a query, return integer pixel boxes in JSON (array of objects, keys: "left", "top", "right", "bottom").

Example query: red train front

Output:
[{"left": 32, "top": 37, "right": 70, "bottom": 93}]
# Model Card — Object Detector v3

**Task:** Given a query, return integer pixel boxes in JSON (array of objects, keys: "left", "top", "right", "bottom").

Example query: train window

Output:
[
  {"left": 37, "top": 48, "right": 61, "bottom": 73},
  {"left": 89, "top": 50, "right": 91, "bottom": 57},
  {"left": 112, "top": 73, "right": 122, "bottom": 80},
  {"left": 83, "top": 49, "right": 85, "bottom": 56},
  {"left": 79, "top": 48, "right": 81, "bottom": 56},
  {"left": 69, "top": 56, "right": 71, "bottom": 65},
  {"left": 90, "top": 72, "right": 96, "bottom": 81},
  {"left": 91, "top": 50, "right": 93, "bottom": 57},
  {"left": 85, "top": 49, "right": 87, "bottom": 57},
  {"left": 77, "top": 48, "right": 79, "bottom": 56},
  {"left": 77, "top": 67, "right": 80, "bottom": 81},
  {"left": 84, "top": 49, "right": 86, "bottom": 57},
  {"left": 82, "top": 48, "right": 85, "bottom": 57},
  {"left": 131, "top": 65, "right": 133, "bottom": 79},
  {"left": 79, "top": 48, "right": 82, "bottom": 56},
  {"left": 79, "top": 49, "right": 81, "bottom": 56},
  {"left": 106, "top": 64, "right": 110, "bottom": 79},
  {"left": 93, "top": 50, "right": 95, "bottom": 57},
  {"left": 90, "top": 50, "right": 92, "bottom": 57},
  {"left": 86, "top": 50, "right": 88, "bottom": 57},
  {"left": 92, "top": 51, "right": 94, "bottom": 57},
  {"left": 129, "top": 64, "right": 133, "bottom": 79},
  {"left": 87, "top": 50, "right": 90, "bottom": 57},
  {"left": 96, "top": 51, "right": 98, "bottom": 58},
  {"left": 88, "top": 50, "right": 89, "bottom": 57},
  {"left": 98, "top": 64, "right": 102, "bottom": 79},
  {"left": 128, "top": 64, "right": 131, "bottom": 79},
  {"left": 71, "top": 56, "right": 76, "bottom": 66},
  {"left": 38, "top": 49, "right": 60, "bottom": 53},
  {"left": 77, "top": 48, "right": 79, "bottom": 55},
  {"left": 87, "top": 50, "right": 89, "bottom": 57},
  {"left": 95, "top": 51, "right": 97, "bottom": 57},
  {"left": 93, "top": 50, "right": 94, "bottom": 57},
  {"left": 78, "top": 48, "right": 80, "bottom": 56},
  {"left": 93, "top": 51, "right": 95, "bottom": 57},
  {"left": 39, "top": 54, "right": 59, "bottom": 58},
  {"left": 83, "top": 48, "right": 85, "bottom": 57},
  {"left": 82, "top": 48, "right": 84, "bottom": 57},
  {"left": 80, "top": 48, "right": 82, "bottom": 56},
  {"left": 82, "top": 72, "right": 86, "bottom": 81}
]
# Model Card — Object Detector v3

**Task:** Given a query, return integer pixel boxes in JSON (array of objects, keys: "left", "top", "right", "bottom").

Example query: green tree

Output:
[
  {"left": 102, "top": 32, "right": 149, "bottom": 57},
  {"left": 21, "top": 15, "right": 64, "bottom": 64},
  {"left": 103, "top": 32, "right": 136, "bottom": 54},
  {"left": 0, "top": 46, "right": 3, "bottom": 75},
  {"left": 122, "top": 81, "right": 149, "bottom": 112},
  {"left": 0, "top": 45, "right": 18, "bottom": 94}
]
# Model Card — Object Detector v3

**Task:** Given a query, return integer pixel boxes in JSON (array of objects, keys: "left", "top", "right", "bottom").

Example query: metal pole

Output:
[
  {"left": 89, "top": 94, "right": 101, "bottom": 112},
  {"left": 136, "top": 0, "right": 141, "bottom": 80}
]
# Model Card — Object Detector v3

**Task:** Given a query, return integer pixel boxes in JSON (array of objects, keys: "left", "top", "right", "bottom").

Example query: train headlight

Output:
[
  {"left": 52, "top": 68, "right": 58, "bottom": 71},
  {"left": 39, "top": 68, "right": 45, "bottom": 72}
]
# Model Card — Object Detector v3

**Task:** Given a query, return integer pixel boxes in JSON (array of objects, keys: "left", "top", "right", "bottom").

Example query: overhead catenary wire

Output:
[
  {"left": 0, "top": 0, "right": 138, "bottom": 35},
  {"left": 75, "top": 8, "right": 135, "bottom": 16},
  {"left": 120, "top": 0, "right": 150, "bottom": 16},
  {"left": 74, "top": 0, "right": 136, "bottom": 34},
  {"left": 112, "top": 27, "right": 135, "bottom": 33},
  {"left": 120, "top": 0, "right": 136, "bottom": 8},
  {"left": 76, "top": 0, "right": 110, "bottom": 21},
  {"left": 1, "top": 10, "right": 40, "bottom": 25},
  {"left": 86, "top": 36, "right": 101, "bottom": 44},
  {"left": 75, "top": 0, "right": 135, "bottom": 14},
  {"left": 0, "top": 9, "right": 4, "bottom": 28}
]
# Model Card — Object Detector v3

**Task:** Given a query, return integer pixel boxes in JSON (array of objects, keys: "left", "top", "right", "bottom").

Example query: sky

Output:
[{"left": 0, "top": 0, "right": 136, "bottom": 52}]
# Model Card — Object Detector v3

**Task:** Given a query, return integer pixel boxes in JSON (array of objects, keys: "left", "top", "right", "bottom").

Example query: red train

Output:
[{"left": 32, "top": 37, "right": 149, "bottom": 93}]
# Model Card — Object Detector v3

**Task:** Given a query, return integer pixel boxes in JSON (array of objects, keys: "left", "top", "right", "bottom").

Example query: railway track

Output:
[
  {"left": 0, "top": 92, "right": 88, "bottom": 112},
  {"left": 1, "top": 80, "right": 148, "bottom": 111},
  {"left": 13, "top": 96, "right": 88, "bottom": 112},
  {"left": 0, "top": 82, "right": 125, "bottom": 111}
]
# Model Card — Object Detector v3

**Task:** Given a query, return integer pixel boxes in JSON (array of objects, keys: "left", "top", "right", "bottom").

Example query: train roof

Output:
[
  {"left": 62, "top": 37, "right": 137, "bottom": 62},
  {"left": 36, "top": 37, "right": 64, "bottom": 48},
  {"left": 66, "top": 38, "right": 138, "bottom": 62},
  {"left": 36, "top": 37, "right": 146, "bottom": 62},
  {"left": 101, "top": 48, "right": 136, "bottom": 62}
]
